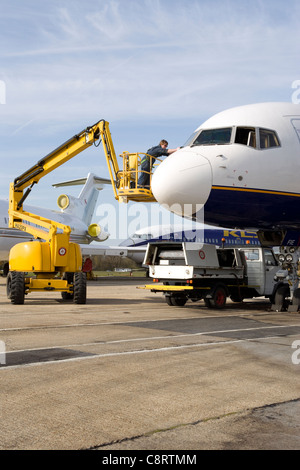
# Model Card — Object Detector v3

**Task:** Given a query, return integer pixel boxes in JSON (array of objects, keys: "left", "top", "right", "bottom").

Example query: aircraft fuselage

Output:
[{"left": 151, "top": 102, "right": 300, "bottom": 230}]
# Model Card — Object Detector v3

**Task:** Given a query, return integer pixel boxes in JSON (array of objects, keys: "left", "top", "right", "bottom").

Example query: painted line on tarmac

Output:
[
  {"left": 2, "top": 323, "right": 300, "bottom": 351},
  {"left": 0, "top": 311, "right": 294, "bottom": 333},
  {"left": 1, "top": 329, "right": 299, "bottom": 371}
]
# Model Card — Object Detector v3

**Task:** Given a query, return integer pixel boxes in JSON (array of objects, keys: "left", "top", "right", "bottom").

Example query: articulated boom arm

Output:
[
  {"left": 8, "top": 119, "right": 121, "bottom": 238},
  {"left": 10, "top": 207, "right": 71, "bottom": 242},
  {"left": 9, "top": 117, "right": 158, "bottom": 244}
]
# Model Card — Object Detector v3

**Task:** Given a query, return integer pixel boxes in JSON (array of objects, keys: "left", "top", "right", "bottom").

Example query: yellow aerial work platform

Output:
[
  {"left": 116, "top": 151, "right": 162, "bottom": 203},
  {"left": 7, "top": 118, "right": 160, "bottom": 304},
  {"left": 96, "top": 120, "right": 161, "bottom": 203}
]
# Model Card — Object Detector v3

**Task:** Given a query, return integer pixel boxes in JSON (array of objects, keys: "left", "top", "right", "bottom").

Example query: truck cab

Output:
[{"left": 240, "top": 247, "right": 278, "bottom": 296}]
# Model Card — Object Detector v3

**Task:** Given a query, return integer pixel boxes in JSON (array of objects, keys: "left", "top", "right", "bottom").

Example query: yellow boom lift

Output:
[{"left": 7, "top": 119, "right": 158, "bottom": 304}]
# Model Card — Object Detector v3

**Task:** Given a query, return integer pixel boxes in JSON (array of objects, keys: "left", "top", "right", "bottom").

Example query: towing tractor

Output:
[
  {"left": 7, "top": 119, "right": 158, "bottom": 304},
  {"left": 142, "top": 242, "right": 287, "bottom": 309}
]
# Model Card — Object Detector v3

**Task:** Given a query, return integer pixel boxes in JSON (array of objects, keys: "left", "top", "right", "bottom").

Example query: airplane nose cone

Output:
[{"left": 151, "top": 150, "right": 212, "bottom": 218}]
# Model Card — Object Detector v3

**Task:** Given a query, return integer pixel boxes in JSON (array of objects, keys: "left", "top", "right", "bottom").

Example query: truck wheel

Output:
[
  {"left": 210, "top": 286, "right": 227, "bottom": 309},
  {"left": 7, "top": 271, "right": 25, "bottom": 305},
  {"left": 73, "top": 272, "right": 87, "bottom": 304},
  {"left": 273, "top": 285, "right": 290, "bottom": 311},
  {"left": 288, "top": 287, "right": 300, "bottom": 312},
  {"left": 165, "top": 295, "right": 173, "bottom": 306},
  {"left": 170, "top": 296, "right": 187, "bottom": 307}
]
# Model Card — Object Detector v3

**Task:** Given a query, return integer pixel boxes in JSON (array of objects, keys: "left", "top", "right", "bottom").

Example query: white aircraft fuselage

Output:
[{"left": 151, "top": 103, "right": 300, "bottom": 231}]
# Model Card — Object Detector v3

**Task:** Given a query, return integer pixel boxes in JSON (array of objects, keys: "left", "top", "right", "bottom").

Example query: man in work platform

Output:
[{"left": 137, "top": 140, "right": 179, "bottom": 188}]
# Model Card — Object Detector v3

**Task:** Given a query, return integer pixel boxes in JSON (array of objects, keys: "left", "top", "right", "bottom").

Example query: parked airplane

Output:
[
  {"left": 0, "top": 173, "right": 110, "bottom": 274},
  {"left": 151, "top": 102, "right": 300, "bottom": 244},
  {"left": 119, "top": 224, "right": 259, "bottom": 247},
  {"left": 80, "top": 224, "right": 260, "bottom": 265}
]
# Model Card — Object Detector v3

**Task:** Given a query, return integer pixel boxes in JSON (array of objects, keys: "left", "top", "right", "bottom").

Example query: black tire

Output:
[
  {"left": 209, "top": 286, "right": 227, "bottom": 309},
  {"left": 61, "top": 291, "right": 74, "bottom": 300},
  {"left": 165, "top": 295, "right": 173, "bottom": 306},
  {"left": 6, "top": 272, "right": 12, "bottom": 299},
  {"left": 7, "top": 271, "right": 25, "bottom": 305},
  {"left": 73, "top": 272, "right": 86, "bottom": 304},
  {"left": 61, "top": 273, "right": 74, "bottom": 300},
  {"left": 3, "top": 262, "right": 9, "bottom": 277},
  {"left": 170, "top": 296, "right": 187, "bottom": 307},
  {"left": 64, "top": 272, "right": 74, "bottom": 283},
  {"left": 289, "top": 287, "right": 300, "bottom": 311},
  {"left": 274, "top": 285, "right": 290, "bottom": 311},
  {"left": 293, "top": 288, "right": 300, "bottom": 303}
]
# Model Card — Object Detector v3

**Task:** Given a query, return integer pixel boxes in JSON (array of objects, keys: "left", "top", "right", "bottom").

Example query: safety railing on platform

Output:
[{"left": 116, "top": 152, "right": 162, "bottom": 202}]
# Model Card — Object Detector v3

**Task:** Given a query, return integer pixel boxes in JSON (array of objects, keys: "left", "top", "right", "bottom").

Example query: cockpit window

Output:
[
  {"left": 259, "top": 128, "right": 280, "bottom": 149},
  {"left": 184, "top": 126, "right": 280, "bottom": 150},
  {"left": 191, "top": 128, "right": 232, "bottom": 146},
  {"left": 183, "top": 131, "right": 199, "bottom": 147},
  {"left": 291, "top": 119, "right": 300, "bottom": 142},
  {"left": 235, "top": 127, "right": 256, "bottom": 148}
]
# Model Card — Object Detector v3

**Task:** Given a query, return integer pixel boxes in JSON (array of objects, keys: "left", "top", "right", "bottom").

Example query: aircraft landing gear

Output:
[{"left": 271, "top": 246, "right": 300, "bottom": 312}]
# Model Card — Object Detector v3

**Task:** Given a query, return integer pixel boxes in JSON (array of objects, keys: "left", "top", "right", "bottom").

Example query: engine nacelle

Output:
[
  {"left": 57, "top": 194, "right": 79, "bottom": 212},
  {"left": 88, "top": 223, "right": 109, "bottom": 242}
]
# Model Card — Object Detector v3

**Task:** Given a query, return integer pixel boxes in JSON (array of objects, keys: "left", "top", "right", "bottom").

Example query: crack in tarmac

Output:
[{"left": 84, "top": 398, "right": 300, "bottom": 450}]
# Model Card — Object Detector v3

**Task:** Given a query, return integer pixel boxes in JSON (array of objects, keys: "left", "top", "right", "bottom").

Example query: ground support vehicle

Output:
[{"left": 141, "top": 242, "right": 285, "bottom": 309}]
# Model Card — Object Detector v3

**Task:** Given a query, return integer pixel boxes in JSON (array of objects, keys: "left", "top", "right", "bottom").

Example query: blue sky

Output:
[{"left": 0, "top": 0, "right": 299, "bottom": 239}]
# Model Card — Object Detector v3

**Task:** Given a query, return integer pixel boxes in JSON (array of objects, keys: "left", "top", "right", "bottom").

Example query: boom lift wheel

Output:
[
  {"left": 61, "top": 272, "right": 74, "bottom": 300},
  {"left": 6, "top": 271, "right": 25, "bottom": 305},
  {"left": 73, "top": 272, "right": 87, "bottom": 304}
]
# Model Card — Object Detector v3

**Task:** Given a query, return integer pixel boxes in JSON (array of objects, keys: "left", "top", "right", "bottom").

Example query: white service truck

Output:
[{"left": 143, "top": 242, "right": 289, "bottom": 309}]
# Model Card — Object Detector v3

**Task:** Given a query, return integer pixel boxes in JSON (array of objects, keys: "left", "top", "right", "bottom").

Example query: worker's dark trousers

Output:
[{"left": 138, "top": 159, "right": 151, "bottom": 187}]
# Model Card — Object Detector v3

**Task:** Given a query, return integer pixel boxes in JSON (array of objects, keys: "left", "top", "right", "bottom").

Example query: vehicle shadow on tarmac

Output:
[{"left": 1, "top": 298, "right": 274, "bottom": 311}]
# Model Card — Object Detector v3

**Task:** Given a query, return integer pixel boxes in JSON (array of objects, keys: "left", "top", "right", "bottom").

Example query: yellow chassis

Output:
[{"left": 24, "top": 277, "right": 72, "bottom": 293}]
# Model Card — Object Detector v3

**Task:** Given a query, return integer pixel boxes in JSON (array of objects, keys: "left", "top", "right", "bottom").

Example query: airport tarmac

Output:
[{"left": 0, "top": 276, "right": 300, "bottom": 450}]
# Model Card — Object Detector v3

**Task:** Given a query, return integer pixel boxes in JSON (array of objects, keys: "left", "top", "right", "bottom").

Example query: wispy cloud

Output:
[
  {"left": 0, "top": 0, "right": 300, "bottom": 208},
  {"left": 1, "top": 0, "right": 299, "bottom": 128}
]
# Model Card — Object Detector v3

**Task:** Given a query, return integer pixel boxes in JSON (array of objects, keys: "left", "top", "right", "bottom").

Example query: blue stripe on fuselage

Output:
[
  {"left": 203, "top": 186, "right": 300, "bottom": 229},
  {"left": 128, "top": 229, "right": 259, "bottom": 247}
]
